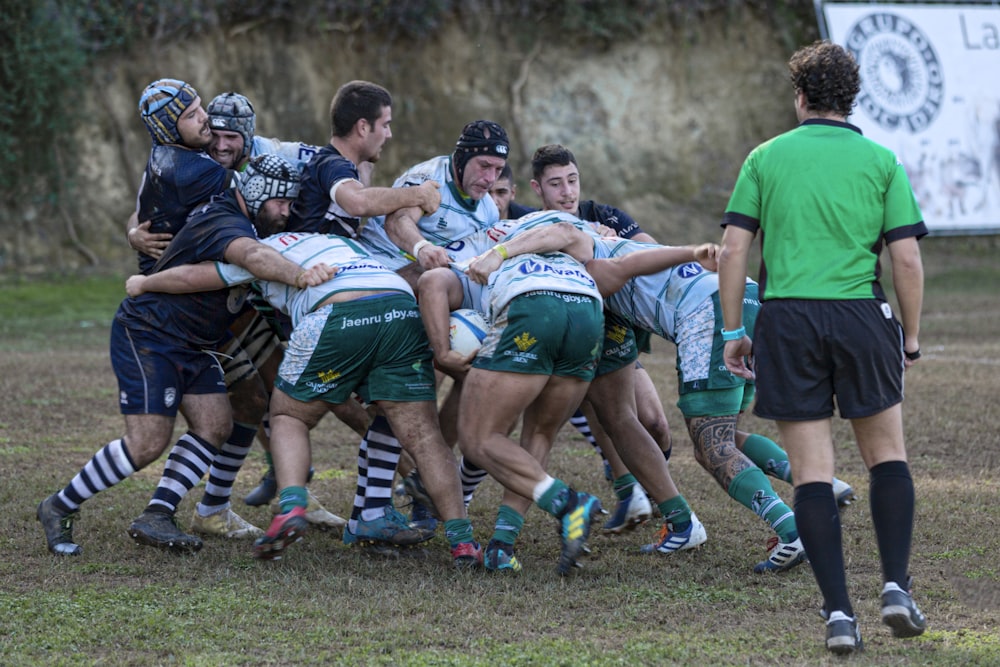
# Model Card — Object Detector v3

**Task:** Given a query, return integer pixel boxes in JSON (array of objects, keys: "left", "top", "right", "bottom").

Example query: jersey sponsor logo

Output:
[
  {"left": 517, "top": 259, "right": 593, "bottom": 283},
  {"left": 845, "top": 12, "right": 944, "bottom": 132},
  {"left": 678, "top": 262, "right": 705, "bottom": 278}
]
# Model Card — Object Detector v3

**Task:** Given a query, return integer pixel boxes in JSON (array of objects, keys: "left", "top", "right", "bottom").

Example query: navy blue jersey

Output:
[
  {"left": 577, "top": 200, "right": 643, "bottom": 238},
  {"left": 287, "top": 145, "right": 361, "bottom": 237},
  {"left": 135, "top": 144, "right": 232, "bottom": 274},
  {"left": 117, "top": 190, "right": 256, "bottom": 347},
  {"left": 507, "top": 201, "right": 537, "bottom": 219}
]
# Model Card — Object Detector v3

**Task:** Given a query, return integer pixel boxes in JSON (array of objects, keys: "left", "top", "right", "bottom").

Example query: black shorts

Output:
[{"left": 752, "top": 299, "right": 905, "bottom": 421}]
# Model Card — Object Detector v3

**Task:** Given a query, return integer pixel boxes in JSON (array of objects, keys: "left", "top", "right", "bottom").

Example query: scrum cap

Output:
[
  {"left": 139, "top": 79, "right": 199, "bottom": 145},
  {"left": 453, "top": 120, "right": 509, "bottom": 185},
  {"left": 208, "top": 92, "right": 256, "bottom": 160},
  {"left": 238, "top": 154, "right": 301, "bottom": 222}
]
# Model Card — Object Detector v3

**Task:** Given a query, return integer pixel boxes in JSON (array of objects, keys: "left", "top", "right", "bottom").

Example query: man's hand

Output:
[
  {"left": 723, "top": 336, "right": 754, "bottom": 380},
  {"left": 125, "top": 274, "right": 148, "bottom": 298},
  {"left": 295, "top": 263, "right": 338, "bottom": 288},
  {"left": 434, "top": 348, "right": 477, "bottom": 379},
  {"left": 414, "top": 180, "right": 442, "bottom": 215},
  {"left": 415, "top": 242, "right": 451, "bottom": 271},
  {"left": 694, "top": 243, "right": 721, "bottom": 271},
  {"left": 465, "top": 248, "right": 503, "bottom": 284},
  {"left": 128, "top": 220, "right": 173, "bottom": 258}
]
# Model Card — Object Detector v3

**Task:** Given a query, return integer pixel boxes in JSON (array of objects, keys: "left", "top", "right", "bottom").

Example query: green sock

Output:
[
  {"left": 444, "top": 518, "right": 475, "bottom": 547},
  {"left": 278, "top": 485, "right": 308, "bottom": 514},
  {"left": 728, "top": 467, "right": 797, "bottom": 542},
  {"left": 490, "top": 504, "right": 525, "bottom": 545},
  {"left": 657, "top": 495, "right": 691, "bottom": 531},
  {"left": 537, "top": 478, "right": 571, "bottom": 517},
  {"left": 612, "top": 473, "right": 638, "bottom": 501},
  {"left": 741, "top": 434, "right": 792, "bottom": 483}
]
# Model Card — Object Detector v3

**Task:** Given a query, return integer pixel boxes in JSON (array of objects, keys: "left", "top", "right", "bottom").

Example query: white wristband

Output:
[{"left": 412, "top": 239, "right": 432, "bottom": 258}]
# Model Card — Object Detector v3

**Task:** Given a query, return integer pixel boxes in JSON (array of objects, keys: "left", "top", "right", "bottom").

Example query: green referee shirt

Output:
[{"left": 722, "top": 119, "right": 926, "bottom": 300}]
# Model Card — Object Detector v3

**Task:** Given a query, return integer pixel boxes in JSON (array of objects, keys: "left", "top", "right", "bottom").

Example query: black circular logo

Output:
[{"left": 845, "top": 13, "right": 944, "bottom": 133}]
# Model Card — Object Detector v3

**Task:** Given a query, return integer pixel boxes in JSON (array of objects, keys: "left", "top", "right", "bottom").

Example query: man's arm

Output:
[
  {"left": 416, "top": 267, "right": 474, "bottom": 377},
  {"left": 584, "top": 243, "right": 718, "bottom": 297},
  {"left": 224, "top": 237, "right": 336, "bottom": 287},
  {"left": 125, "top": 210, "right": 173, "bottom": 258},
  {"left": 335, "top": 179, "right": 440, "bottom": 219},
  {"left": 465, "top": 222, "right": 595, "bottom": 284},
  {"left": 717, "top": 225, "right": 756, "bottom": 380},
  {"left": 383, "top": 206, "right": 452, "bottom": 269},
  {"left": 126, "top": 262, "right": 226, "bottom": 297},
  {"left": 126, "top": 259, "right": 336, "bottom": 298},
  {"left": 886, "top": 236, "right": 924, "bottom": 367}
]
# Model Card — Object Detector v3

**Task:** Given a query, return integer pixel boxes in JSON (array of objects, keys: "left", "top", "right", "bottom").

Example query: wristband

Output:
[
  {"left": 904, "top": 348, "right": 921, "bottom": 361},
  {"left": 720, "top": 326, "right": 746, "bottom": 341},
  {"left": 494, "top": 244, "right": 509, "bottom": 260},
  {"left": 412, "top": 239, "right": 432, "bottom": 258}
]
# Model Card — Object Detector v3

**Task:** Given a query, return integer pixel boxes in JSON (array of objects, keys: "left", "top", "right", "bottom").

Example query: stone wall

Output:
[{"left": 4, "top": 9, "right": 796, "bottom": 273}]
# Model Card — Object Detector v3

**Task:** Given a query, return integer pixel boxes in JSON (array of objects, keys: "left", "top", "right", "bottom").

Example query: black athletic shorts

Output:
[{"left": 752, "top": 299, "right": 905, "bottom": 421}]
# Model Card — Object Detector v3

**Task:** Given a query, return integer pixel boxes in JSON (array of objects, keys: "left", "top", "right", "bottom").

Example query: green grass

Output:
[{"left": 2, "top": 236, "right": 999, "bottom": 666}]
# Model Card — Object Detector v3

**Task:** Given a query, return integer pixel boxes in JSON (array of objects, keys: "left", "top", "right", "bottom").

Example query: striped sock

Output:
[
  {"left": 147, "top": 431, "right": 217, "bottom": 514},
  {"left": 459, "top": 456, "right": 488, "bottom": 506},
  {"left": 56, "top": 438, "right": 138, "bottom": 512},
  {"left": 197, "top": 421, "right": 256, "bottom": 514}
]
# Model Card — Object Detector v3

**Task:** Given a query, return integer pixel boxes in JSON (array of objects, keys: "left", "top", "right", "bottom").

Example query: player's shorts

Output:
[
  {"left": 110, "top": 319, "right": 226, "bottom": 416},
  {"left": 678, "top": 383, "right": 755, "bottom": 419},
  {"left": 474, "top": 291, "right": 603, "bottom": 380},
  {"left": 275, "top": 293, "right": 436, "bottom": 405},
  {"left": 752, "top": 298, "right": 905, "bottom": 421},
  {"left": 675, "top": 287, "right": 759, "bottom": 396},
  {"left": 595, "top": 310, "right": 640, "bottom": 377}
]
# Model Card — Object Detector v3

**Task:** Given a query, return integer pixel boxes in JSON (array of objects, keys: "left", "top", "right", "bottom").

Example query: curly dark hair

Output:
[{"left": 788, "top": 40, "right": 860, "bottom": 117}]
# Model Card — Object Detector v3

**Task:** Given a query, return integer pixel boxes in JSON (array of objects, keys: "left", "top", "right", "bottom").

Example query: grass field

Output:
[{"left": 2, "top": 236, "right": 999, "bottom": 666}]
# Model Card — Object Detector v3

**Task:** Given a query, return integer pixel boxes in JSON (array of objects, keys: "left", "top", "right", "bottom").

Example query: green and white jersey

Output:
[
  {"left": 595, "top": 237, "right": 734, "bottom": 343},
  {"left": 722, "top": 119, "right": 925, "bottom": 301},
  {"left": 361, "top": 154, "right": 500, "bottom": 257},
  {"left": 217, "top": 232, "right": 411, "bottom": 326},
  {"left": 479, "top": 213, "right": 602, "bottom": 322}
]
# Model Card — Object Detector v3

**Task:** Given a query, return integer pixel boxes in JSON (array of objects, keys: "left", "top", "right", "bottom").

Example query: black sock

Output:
[
  {"left": 794, "top": 481, "right": 852, "bottom": 617},
  {"left": 869, "top": 460, "right": 915, "bottom": 588}
]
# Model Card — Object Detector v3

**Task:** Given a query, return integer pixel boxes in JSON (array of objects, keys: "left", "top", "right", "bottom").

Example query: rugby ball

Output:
[{"left": 449, "top": 309, "right": 488, "bottom": 356}]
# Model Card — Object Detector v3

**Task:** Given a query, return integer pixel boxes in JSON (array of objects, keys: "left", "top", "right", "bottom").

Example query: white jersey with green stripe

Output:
[
  {"left": 595, "top": 237, "right": 725, "bottom": 342},
  {"left": 216, "top": 232, "right": 411, "bottom": 326}
]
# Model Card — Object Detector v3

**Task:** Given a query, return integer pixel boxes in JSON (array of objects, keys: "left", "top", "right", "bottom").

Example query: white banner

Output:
[{"left": 819, "top": 1, "right": 1000, "bottom": 234}]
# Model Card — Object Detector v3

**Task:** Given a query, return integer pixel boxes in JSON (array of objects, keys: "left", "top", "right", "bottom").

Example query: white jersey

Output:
[
  {"left": 251, "top": 136, "right": 320, "bottom": 172},
  {"left": 444, "top": 211, "right": 602, "bottom": 315},
  {"left": 217, "top": 232, "right": 411, "bottom": 326},
  {"left": 359, "top": 154, "right": 500, "bottom": 268},
  {"left": 482, "top": 217, "right": 602, "bottom": 321},
  {"left": 596, "top": 237, "right": 739, "bottom": 342}
]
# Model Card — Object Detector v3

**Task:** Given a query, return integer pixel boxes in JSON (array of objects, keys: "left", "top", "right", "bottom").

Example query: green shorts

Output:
[
  {"left": 677, "top": 383, "right": 755, "bottom": 419},
  {"left": 595, "top": 309, "right": 640, "bottom": 377},
  {"left": 275, "top": 293, "right": 436, "bottom": 405},
  {"left": 474, "top": 291, "right": 603, "bottom": 380}
]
